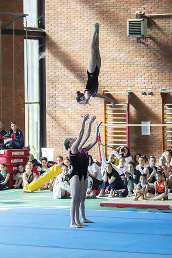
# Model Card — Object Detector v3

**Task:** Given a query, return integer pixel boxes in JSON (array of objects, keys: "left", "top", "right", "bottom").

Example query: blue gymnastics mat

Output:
[{"left": 0, "top": 207, "right": 172, "bottom": 258}]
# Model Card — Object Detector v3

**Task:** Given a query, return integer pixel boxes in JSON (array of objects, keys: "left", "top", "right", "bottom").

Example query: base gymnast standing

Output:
[
  {"left": 76, "top": 23, "right": 115, "bottom": 107},
  {"left": 64, "top": 114, "right": 102, "bottom": 228}
]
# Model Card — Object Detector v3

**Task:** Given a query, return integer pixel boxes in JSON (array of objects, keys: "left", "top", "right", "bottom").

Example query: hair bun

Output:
[{"left": 76, "top": 91, "right": 80, "bottom": 95}]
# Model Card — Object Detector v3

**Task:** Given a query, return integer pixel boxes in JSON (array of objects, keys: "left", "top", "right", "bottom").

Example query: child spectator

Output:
[
  {"left": 124, "top": 161, "right": 141, "bottom": 197},
  {"left": 53, "top": 164, "right": 71, "bottom": 199},
  {"left": 87, "top": 155, "right": 102, "bottom": 190},
  {"left": 27, "top": 160, "right": 39, "bottom": 177},
  {"left": 39, "top": 157, "right": 49, "bottom": 175},
  {"left": 57, "top": 156, "right": 63, "bottom": 166},
  {"left": 163, "top": 149, "right": 172, "bottom": 166},
  {"left": 152, "top": 171, "right": 168, "bottom": 201},
  {"left": 133, "top": 174, "right": 150, "bottom": 201},
  {"left": 23, "top": 164, "right": 37, "bottom": 187},
  {"left": 136, "top": 156, "right": 148, "bottom": 175},
  {"left": 168, "top": 159, "right": 172, "bottom": 192},
  {"left": 100, "top": 144, "right": 116, "bottom": 175},
  {"left": 146, "top": 156, "right": 157, "bottom": 186},
  {"left": 0, "top": 163, "right": 10, "bottom": 190},
  {"left": 113, "top": 146, "right": 132, "bottom": 166},
  {"left": 63, "top": 157, "right": 72, "bottom": 174},
  {"left": 98, "top": 163, "right": 123, "bottom": 197},
  {"left": 116, "top": 157, "right": 127, "bottom": 181},
  {"left": 157, "top": 156, "right": 170, "bottom": 180},
  {"left": 13, "top": 164, "right": 24, "bottom": 188},
  {"left": 133, "top": 153, "right": 141, "bottom": 166}
]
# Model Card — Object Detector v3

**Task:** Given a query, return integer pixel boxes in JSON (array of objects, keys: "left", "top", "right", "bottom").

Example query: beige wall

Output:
[{"left": 45, "top": 1, "right": 172, "bottom": 161}]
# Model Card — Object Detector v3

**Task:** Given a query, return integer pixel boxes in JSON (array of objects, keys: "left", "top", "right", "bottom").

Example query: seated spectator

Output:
[
  {"left": 124, "top": 161, "right": 141, "bottom": 197},
  {"left": 39, "top": 157, "right": 49, "bottom": 175},
  {"left": 100, "top": 144, "right": 116, "bottom": 174},
  {"left": 165, "top": 149, "right": 172, "bottom": 166},
  {"left": 146, "top": 156, "right": 157, "bottom": 186},
  {"left": 23, "top": 164, "right": 37, "bottom": 187},
  {"left": 116, "top": 157, "right": 127, "bottom": 181},
  {"left": 0, "top": 163, "right": 10, "bottom": 190},
  {"left": 0, "top": 121, "right": 8, "bottom": 145},
  {"left": 53, "top": 164, "right": 71, "bottom": 199},
  {"left": 6, "top": 122, "right": 24, "bottom": 149},
  {"left": 87, "top": 155, "right": 102, "bottom": 190},
  {"left": 133, "top": 153, "right": 141, "bottom": 166},
  {"left": 29, "top": 153, "right": 41, "bottom": 169},
  {"left": 27, "top": 160, "right": 39, "bottom": 177},
  {"left": 168, "top": 159, "right": 172, "bottom": 192},
  {"left": 63, "top": 157, "right": 72, "bottom": 174},
  {"left": 57, "top": 156, "right": 63, "bottom": 166},
  {"left": 13, "top": 164, "right": 24, "bottom": 188},
  {"left": 113, "top": 146, "right": 132, "bottom": 166},
  {"left": 157, "top": 156, "right": 170, "bottom": 180},
  {"left": 152, "top": 171, "right": 168, "bottom": 201},
  {"left": 136, "top": 156, "right": 148, "bottom": 175},
  {"left": 49, "top": 156, "right": 64, "bottom": 191},
  {"left": 98, "top": 163, "right": 123, "bottom": 197},
  {"left": 133, "top": 174, "right": 150, "bottom": 201}
]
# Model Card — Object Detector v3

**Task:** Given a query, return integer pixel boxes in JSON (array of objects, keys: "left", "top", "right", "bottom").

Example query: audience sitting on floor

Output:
[
  {"left": 63, "top": 157, "right": 72, "bottom": 174},
  {"left": 53, "top": 164, "right": 71, "bottom": 199},
  {"left": 1, "top": 142, "right": 172, "bottom": 202},
  {"left": 98, "top": 163, "right": 123, "bottom": 198},
  {"left": 124, "top": 161, "right": 141, "bottom": 197},
  {"left": 133, "top": 174, "right": 150, "bottom": 201},
  {"left": 113, "top": 146, "right": 132, "bottom": 166},
  {"left": 39, "top": 157, "right": 49, "bottom": 176},
  {"left": 13, "top": 164, "right": 24, "bottom": 188},
  {"left": 152, "top": 170, "right": 168, "bottom": 201},
  {"left": 116, "top": 156, "right": 127, "bottom": 182},
  {"left": 23, "top": 164, "right": 37, "bottom": 187},
  {"left": 87, "top": 155, "right": 102, "bottom": 191},
  {"left": 0, "top": 163, "right": 10, "bottom": 190},
  {"left": 27, "top": 160, "right": 39, "bottom": 177},
  {"left": 136, "top": 155, "right": 148, "bottom": 175}
]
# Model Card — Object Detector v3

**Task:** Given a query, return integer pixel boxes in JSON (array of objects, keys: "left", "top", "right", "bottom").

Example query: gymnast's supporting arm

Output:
[
  {"left": 71, "top": 114, "right": 89, "bottom": 154},
  {"left": 78, "top": 116, "right": 96, "bottom": 152},
  {"left": 85, "top": 121, "right": 103, "bottom": 152}
]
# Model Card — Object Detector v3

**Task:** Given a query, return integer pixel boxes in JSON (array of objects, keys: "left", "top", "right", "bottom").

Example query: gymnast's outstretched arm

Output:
[
  {"left": 78, "top": 116, "right": 96, "bottom": 152},
  {"left": 71, "top": 114, "right": 89, "bottom": 154},
  {"left": 85, "top": 121, "right": 103, "bottom": 151},
  {"left": 95, "top": 92, "right": 115, "bottom": 107}
]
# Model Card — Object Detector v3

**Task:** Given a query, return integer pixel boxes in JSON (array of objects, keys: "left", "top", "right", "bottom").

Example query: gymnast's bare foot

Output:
[
  {"left": 70, "top": 223, "right": 83, "bottom": 228},
  {"left": 82, "top": 218, "right": 94, "bottom": 223},
  {"left": 76, "top": 222, "right": 88, "bottom": 227}
]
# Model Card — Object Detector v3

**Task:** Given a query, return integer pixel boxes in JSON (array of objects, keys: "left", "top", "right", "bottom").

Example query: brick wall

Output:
[
  {"left": 1, "top": 0, "right": 25, "bottom": 138},
  {"left": 45, "top": 0, "right": 172, "bottom": 161}
]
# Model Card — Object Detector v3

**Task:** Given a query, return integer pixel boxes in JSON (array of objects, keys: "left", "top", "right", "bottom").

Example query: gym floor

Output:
[{"left": 0, "top": 189, "right": 172, "bottom": 257}]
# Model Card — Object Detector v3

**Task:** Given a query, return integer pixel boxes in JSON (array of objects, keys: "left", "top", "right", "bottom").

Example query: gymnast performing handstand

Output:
[
  {"left": 76, "top": 23, "right": 115, "bottom": 107},
  {"left": 64, "top": 114, "right": 102, "bottom": 228}
]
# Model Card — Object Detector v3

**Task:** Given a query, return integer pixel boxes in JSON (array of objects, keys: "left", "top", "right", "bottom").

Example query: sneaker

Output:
[
  {"left": 128, "top": 191, "right": 132, "bottom": 197},
  {"left": 97, "top": 193, "right": 104, "bottom": 197},
  {"left": 108, "top": 194, "right": 113, "bottom": 198}
]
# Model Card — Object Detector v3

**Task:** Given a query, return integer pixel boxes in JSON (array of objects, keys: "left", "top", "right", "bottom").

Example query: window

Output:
[
  {"left": 24, "top": 39, "right": 40, "bottom": 159},
  {"left": 23, "top": 0, "right": 46, "bottom": 159}
]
